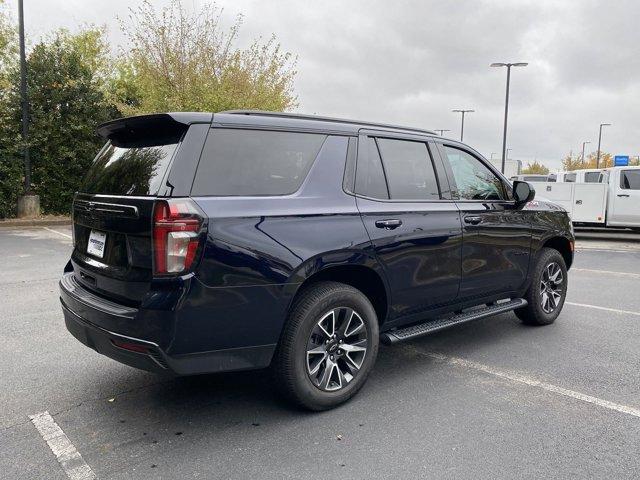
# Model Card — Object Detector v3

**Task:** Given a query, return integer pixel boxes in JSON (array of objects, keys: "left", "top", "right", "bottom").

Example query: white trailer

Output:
[{"left": 526, "top": 166, "right": 640, "bottom": 228}]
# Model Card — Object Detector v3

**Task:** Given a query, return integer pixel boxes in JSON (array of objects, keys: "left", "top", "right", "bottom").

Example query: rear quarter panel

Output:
[{"left": 177, "top": 135, "right": 377, "bottom": 353}]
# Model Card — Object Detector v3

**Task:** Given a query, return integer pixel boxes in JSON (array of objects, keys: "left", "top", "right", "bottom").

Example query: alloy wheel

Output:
[
  {"left": 539, "top": 262, "right": 564, "bottom": 314},
  {"left": 306, "top": 307, "right": 368, "bottom": 392}
]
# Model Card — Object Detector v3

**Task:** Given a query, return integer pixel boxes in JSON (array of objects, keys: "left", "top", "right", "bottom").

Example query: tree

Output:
[
  {"left": 522, "top": 161, "right": 549, "bottom": 175},
  {"left": 562, "top": 151, "right": 613, "bottom": 170},
  {"left": 5, "top": 28, "right": 120, "bottom": 214},
  {"left": 112, "top": 0, "right": 297, "bottom": 115}
]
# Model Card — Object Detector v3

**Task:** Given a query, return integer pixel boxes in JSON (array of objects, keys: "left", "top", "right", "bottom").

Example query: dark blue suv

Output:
[{"left": 60, "top": 111, "right": 574, "bottom": 410}]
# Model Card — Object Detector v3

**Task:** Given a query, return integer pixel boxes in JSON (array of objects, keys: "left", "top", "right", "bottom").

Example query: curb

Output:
[{"left": 0, "top": 217, "right": 71, "bottom": 228}]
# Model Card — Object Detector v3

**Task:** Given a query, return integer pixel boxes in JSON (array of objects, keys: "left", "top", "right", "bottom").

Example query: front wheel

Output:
[
  {"left": 273, "top": 281, "right": 379, "bottom": 411},
  {"left": 515, "top": 248, "right": 568, "bottom": 325}
]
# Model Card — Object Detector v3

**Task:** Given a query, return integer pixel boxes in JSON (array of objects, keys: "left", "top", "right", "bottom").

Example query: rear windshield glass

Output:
[
  {"left": 80, "top": 140, "right": 179, "bottom": 195},
  {"left": 192, "top": 129, "right": 326, "bottom": 196}
]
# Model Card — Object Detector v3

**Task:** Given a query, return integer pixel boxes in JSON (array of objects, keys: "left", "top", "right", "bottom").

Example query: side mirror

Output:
[{"left": 513, "top": 180, "right": 535, "bottom": 208}]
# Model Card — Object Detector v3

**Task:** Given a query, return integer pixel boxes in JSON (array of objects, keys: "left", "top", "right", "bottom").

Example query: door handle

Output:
[
  {"left": 464, "top": 216, "right": 482, "bottom": 225},
  {"left": 375, "top": 219, "right": 403, "bottom": 230},
  {"left": 617, "top": 194, "right": 630, "bottom": 197}
]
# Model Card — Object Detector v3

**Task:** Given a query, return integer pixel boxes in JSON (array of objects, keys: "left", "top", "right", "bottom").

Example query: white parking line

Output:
[
  {"left": 572, "top": 268, "right": 640, "bottom": 278},
  {"left": 418, "top": 351, "right": 640, "bottom": 419},
  {"left": 566, "top": 301, "right": 640, "bottom": 317},
  {"left": 29, "top": 411, "right": 96, "bottom": 480},
  {"left": 43, "top": 226, "right": 72, "bottom": 239}
]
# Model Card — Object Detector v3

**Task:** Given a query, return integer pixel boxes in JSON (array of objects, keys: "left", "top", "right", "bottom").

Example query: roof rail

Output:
[{"left": 219, "top": 110, "right": 436, "bottom": 136}]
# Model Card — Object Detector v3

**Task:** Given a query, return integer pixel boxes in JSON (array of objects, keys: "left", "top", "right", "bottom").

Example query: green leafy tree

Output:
[
  {"left": 5, "top": 28, "right": 120, "bottom": 214},
  {"left": 521, "top": 161, "right": 549, "bottom": 175},
  {"left": 0, "top": 2, "right": 22, "bottom": 218},
  {"left": 112, "top": 0, "right": 297, "bottom": 115}
]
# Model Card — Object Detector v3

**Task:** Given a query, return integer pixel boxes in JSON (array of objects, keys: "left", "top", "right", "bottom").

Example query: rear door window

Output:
[
  {"left": 620, "top": 170, "right": 640, "bottom": 190},
  {"left": 355, "top": 137, "right": 389, "bottom": 199},
  {"left": 192, "top": 129, "right": 326, "bottom": 196},
  {"left": 376, "top": 138, "right": 440, "bottom": 200}
]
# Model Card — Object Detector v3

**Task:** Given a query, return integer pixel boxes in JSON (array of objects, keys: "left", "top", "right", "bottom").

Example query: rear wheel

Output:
[
  {"left": 515, "top": 248, "right": 568, "bottom": 325},
  {"left": 273, "top": 281, "right": 379, "bottom": 410}
]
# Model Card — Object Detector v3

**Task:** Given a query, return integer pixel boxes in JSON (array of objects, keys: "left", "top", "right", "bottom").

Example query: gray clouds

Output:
[{"left": 7, "top": 0, "right": 640, "bottom": 169}]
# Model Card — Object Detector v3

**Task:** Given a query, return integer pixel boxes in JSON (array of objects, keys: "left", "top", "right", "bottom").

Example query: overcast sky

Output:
[{"left": 5, "top": 0, "right": 640, "bottom": 170}]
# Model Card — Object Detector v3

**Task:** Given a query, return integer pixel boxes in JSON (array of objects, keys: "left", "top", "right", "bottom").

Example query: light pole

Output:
[
  {"left": 596, "top": 123, "right": 611, "bottom": 168},
  {"left": 18, "top": 0, "right": 30, "bottom": 194},
  {"left": 491, "top": 62, "right": 528, "bottom": 174},
  {"left": 452, "top": 109, "right": 474, "bottom": 142},
  {"left": 581, "top": 141, "right": 590, "bottom": 167},
  {"left": 434, "top": 129, "right": 450, "bottom": 136}
]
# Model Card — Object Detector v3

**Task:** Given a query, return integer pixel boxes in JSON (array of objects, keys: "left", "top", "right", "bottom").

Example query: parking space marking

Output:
[
  {"left": 566, "top": 301, "right": 640, "bottom": 317},
  {"left": 29, "top": 411, "right": 96, "bottom": 480},
  {"left": 572, "top": 268, "right": 640, "bottom": 278},
  {"left": 417, "top": 351, "right": 640, "bottom": 419},
  {"left": 43, "top": 226, "right": 72, "bottom": 239}
]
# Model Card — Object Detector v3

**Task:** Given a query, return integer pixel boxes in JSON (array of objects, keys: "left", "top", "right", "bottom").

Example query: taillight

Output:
[{"left": 153, "top": 199, "right": 203, "bottom": 275}]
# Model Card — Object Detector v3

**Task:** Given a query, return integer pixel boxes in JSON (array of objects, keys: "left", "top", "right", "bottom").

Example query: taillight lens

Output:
[{"left": 153, "top": 199, "right": 203, "bottom": 275}]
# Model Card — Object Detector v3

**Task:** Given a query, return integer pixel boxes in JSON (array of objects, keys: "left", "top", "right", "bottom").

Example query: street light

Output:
[
  {"left": 581, "top": 141, "right": 591, "bottom": 166},
  {"left": 596, "top": 123, "right": 611, "bottom": 168},
  {"left": 18, "top": 0, "right": 30, "bottom": 194},
  {"left": 452, "top": 109, "right": 474, "bottom": 142},
  {"left": 491, "top": 62, "right": 528, "bottom": 174},
  {"left": 434, "top": 129, "right": 450, "bottom": 136}
]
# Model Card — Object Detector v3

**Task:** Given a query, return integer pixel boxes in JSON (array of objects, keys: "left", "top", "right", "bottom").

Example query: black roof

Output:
[{"left": 217, "top": 110, "right": 436, "bottom": 136}]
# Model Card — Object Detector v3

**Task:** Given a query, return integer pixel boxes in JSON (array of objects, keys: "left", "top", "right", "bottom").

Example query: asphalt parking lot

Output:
[{"left": 1, "top": 226, "right": 639, "bottom": 479}]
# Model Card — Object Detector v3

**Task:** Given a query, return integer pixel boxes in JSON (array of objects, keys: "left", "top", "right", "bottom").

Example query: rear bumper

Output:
[{"left": 60, "top": 273, "right": 276, "bottom": 375}]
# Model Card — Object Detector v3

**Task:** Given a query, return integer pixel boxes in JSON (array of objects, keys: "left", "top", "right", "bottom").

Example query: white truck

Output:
[{"left": 526, "top": 166, "right": 640, "bottom": 229}]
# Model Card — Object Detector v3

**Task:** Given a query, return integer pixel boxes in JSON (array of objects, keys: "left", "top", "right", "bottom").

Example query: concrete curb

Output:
[{"left": 0, "top": 217, "right": 71, "bottom": 228}]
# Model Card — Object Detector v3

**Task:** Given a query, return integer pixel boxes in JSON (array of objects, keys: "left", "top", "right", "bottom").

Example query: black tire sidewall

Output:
[
  {"left": 523, "top": 248, "right": 568, "bottom": 325},
  {"left": 286, "top": 283, "right": 379, "bottom": 410}
]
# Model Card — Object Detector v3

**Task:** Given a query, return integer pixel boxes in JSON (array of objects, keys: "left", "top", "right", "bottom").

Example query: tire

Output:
[
  {"left": 273, "top": 281, "right": 379, "bottom": 411},
  {"left": 515, "top": 248, "right": 568, "bottom": 326}
]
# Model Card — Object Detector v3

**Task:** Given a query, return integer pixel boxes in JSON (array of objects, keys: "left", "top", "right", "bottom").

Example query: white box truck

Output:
[{"left": 526, "top": 166, "right": 640, "bottom": 229}]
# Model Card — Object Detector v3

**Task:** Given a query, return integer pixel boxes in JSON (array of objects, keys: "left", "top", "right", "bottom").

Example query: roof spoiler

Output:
[{"left": 97, "top": 113, "right": 213, "bottom": 146}]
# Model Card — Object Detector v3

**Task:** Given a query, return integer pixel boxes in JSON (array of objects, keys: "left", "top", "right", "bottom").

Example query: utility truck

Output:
[{"left": 527, "top": 166, "right": 640, "bottom": 228}]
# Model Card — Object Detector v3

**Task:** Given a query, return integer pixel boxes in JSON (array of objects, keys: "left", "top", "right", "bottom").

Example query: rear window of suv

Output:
[
  {"left": 80, "top": 140, "right": 179, "bottom": 195},
  {"left": 192, "top": 129, "right": 326, "bottom": 196}
]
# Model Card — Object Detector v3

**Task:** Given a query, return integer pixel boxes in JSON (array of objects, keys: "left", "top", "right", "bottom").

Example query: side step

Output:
[{"left": 380, "top": 298, "right": 527, "bottom": 345}]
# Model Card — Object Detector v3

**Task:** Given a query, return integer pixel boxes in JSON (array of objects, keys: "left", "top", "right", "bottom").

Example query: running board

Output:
[{"left": 380, "top": 298, "right": 528, "bottom": 345}]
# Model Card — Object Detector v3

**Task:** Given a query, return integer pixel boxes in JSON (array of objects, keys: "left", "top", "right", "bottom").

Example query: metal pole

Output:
[
  {"left": 596, "top": 125, "right": 603, "bottom": 169},
  {"left": 581, "top": 142, "right": 588, "bottom": 167},
  {"left": 460, "top": 112, "right": 465, "bottom": 142},
  {"left": 500, "top": 65, "right": 511, "bottom": 174},
  {"left": 18, "top": 0, "right": 30, "bottom": 194}
]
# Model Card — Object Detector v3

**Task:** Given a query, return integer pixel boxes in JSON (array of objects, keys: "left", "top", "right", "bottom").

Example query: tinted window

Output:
[
  {"left": 443, "top": 146, "right": 505, "bottom": 200},
  {"left": 81, "top": 141, "right": 179, "bottom": 195},
  {"left": 377, "top": 138, "right": 440, "bottom": 200},
  {"left": 355, "top": 137, "right": 389, "bottom": 199},
  {"left": 564, "top": 173, "right": 576, "bottom": 182},
  {"left": 193, "top": 129, "right": 326, "bottom": 196},
  {"left": 620, "top": 170, "right": 640, "bottom": 190},
  {"left": 585, "top": 172, "right": 601, "bottom": 183},
  {"left": 523, "top": 175, "right": 547, "bottom": 182}
]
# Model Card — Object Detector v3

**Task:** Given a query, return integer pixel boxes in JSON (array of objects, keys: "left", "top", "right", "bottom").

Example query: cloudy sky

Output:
[{"left": 5, "top": 0, "right": 639, "bottom": 170}]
